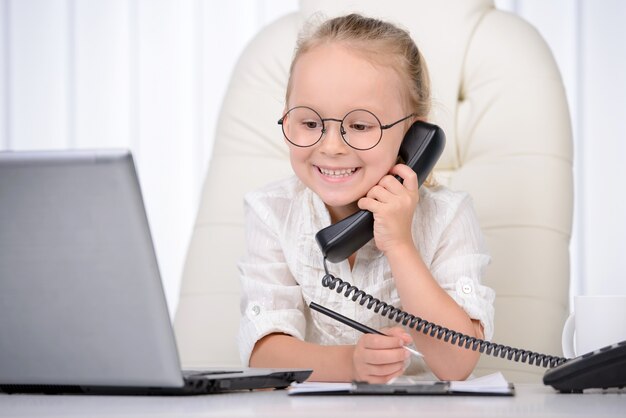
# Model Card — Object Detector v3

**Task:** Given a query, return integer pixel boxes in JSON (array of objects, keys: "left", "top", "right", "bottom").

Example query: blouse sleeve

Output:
[
  {"left": 429, "top": 193, "right": 495, "bottom": 340},
  {"left": 237, "top": 195, "right": 307, "bottom": 366}
]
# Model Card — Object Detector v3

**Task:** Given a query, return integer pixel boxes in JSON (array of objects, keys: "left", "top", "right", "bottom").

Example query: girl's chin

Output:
[
  {"left": 314, "top": 186, "right": 364, "bottom": 210},
  {"left": 320, "top": 197, "right": 360, "bottom": 215}
]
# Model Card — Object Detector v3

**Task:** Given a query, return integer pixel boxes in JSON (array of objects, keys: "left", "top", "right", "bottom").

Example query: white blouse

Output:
[{"left": 237, "top": 176, "right": 495, "bottom": 372}]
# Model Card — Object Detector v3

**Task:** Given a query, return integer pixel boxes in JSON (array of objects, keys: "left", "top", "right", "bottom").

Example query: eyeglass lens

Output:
[{"left": 281, "top": 107, "right": 382, "bottom": 150}]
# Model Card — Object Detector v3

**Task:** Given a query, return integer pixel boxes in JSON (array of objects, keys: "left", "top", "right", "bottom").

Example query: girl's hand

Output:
[
  {"left": 351, "top": 327, "right": 412, "bottom": 383},
  {"left": 357, "top": 164, "right": 419, "bottom": 254}
]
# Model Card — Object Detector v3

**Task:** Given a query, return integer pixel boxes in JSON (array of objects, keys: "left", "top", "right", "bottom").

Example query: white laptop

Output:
[{"left": 0, "top": 149, "right": 311, "bottom": 395}]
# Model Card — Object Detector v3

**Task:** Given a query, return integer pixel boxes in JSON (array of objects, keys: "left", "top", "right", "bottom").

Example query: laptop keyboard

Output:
[{"left": 183, "top": 370, "right": 244, "bottom": 378}]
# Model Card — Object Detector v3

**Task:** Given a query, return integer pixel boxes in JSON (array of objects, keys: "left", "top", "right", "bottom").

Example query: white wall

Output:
[
  {"left": 0, "top": 0, "right": 299, "bottom": 316},
  {"left": 1, "top": 0, "right": 625, "bottom": 317}
]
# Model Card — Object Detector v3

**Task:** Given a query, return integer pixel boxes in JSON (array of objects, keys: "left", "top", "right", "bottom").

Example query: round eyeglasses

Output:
[{"left": 278, "top": 106, "right": 415, "bottom": 151}]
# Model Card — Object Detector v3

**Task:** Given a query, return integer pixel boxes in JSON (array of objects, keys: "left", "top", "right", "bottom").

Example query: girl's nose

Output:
[{"left": 318, "top": 123, "right": 349, "bottom": 155}]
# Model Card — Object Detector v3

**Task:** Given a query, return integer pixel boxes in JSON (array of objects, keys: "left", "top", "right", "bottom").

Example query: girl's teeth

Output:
[{"left": 319, "top": 167, "right": 356, "bottom": 177}]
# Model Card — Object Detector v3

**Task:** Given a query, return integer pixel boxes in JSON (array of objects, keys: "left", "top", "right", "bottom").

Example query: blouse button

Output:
[
  {"left": 462, "top": 284, "right": 473, "bottom": 294},
  {"left": 252, "top": 305, "right": 261, "bottom": 316}
]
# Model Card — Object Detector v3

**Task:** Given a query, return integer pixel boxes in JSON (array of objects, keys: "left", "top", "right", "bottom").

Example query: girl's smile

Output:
[{"left": 315, "top": 165, "right": 360, "bottom": 181}]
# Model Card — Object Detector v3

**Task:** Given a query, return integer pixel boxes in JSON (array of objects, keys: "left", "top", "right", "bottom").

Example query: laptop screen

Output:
[{"left": 0, "top": 150, "right": 183, "bottom": 387}]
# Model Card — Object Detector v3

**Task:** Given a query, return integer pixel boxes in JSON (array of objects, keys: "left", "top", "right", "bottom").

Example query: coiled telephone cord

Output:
[{"left": 320, "top": 267, "right": 567, "bottom": 368}]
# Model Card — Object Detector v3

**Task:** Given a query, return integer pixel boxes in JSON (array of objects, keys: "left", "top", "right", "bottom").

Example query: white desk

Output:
[{"left": 1, "top": 384, "right": 625, "bottom": 418}]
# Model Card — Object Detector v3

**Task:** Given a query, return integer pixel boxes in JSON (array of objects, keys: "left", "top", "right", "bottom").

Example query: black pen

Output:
[{"left": 309, "top": 302, "right": 423, "bottom": 358}]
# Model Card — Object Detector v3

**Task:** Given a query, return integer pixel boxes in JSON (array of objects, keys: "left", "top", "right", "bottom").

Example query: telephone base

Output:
[{"left": 543, "top": 340, "right": 626, "bottom": 393}]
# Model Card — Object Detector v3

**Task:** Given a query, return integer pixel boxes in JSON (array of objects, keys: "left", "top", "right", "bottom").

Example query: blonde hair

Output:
[
  {"left": 286, "top": 13, "right": 437, "bottom": 187},
  {"left": 286, "top": 13, "right": 431, "bottom": 120}
]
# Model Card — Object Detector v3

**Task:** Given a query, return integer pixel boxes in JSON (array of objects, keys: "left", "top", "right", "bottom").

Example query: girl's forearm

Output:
[
  {"left": 386, "top": 243, "right": 483, "bottom": 381},
  {"left": 249, "top": 333, "right": 355, "bottom": 382}
]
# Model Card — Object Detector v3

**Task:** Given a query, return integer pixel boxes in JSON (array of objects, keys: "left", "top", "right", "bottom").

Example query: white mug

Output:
[{"left": 562, "top": 295, "right": 626, "bottom": 358}]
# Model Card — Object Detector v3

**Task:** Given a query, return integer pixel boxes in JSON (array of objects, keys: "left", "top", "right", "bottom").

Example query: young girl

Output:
[{"left": 238, "top": 14, "right": 494, "bottom": 383}]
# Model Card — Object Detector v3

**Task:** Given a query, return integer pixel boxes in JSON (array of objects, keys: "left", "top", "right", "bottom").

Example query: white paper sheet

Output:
[{"left": 289, "top": 372, "right": 512, "bottom": 395}]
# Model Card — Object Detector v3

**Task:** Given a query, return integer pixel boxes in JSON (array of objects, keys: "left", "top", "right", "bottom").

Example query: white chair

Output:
[{"left": 174, "top": 0, "right": 573, "bottom": 383}]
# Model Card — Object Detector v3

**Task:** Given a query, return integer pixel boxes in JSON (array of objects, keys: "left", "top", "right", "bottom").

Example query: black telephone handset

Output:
[{"left": 315, "top": 120, "right": 446, "bottom": 263}]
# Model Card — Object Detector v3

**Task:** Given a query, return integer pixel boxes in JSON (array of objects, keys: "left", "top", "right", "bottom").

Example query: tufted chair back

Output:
[{"left": 174, "top": 0, "right": 573, "bottom": 383}]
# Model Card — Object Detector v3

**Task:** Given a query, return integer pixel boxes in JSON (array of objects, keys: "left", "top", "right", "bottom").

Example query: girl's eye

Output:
[
  {"left": 349, "top": 123, "right": 371, "bottom": 132},
  {"left": 302, "top": 120, "right": 321, "bottom": 130}
]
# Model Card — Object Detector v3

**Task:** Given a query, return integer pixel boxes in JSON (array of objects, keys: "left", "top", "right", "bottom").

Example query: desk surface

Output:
[{"left": 1, "top": 384, "right": 625, "bottom": 418}]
